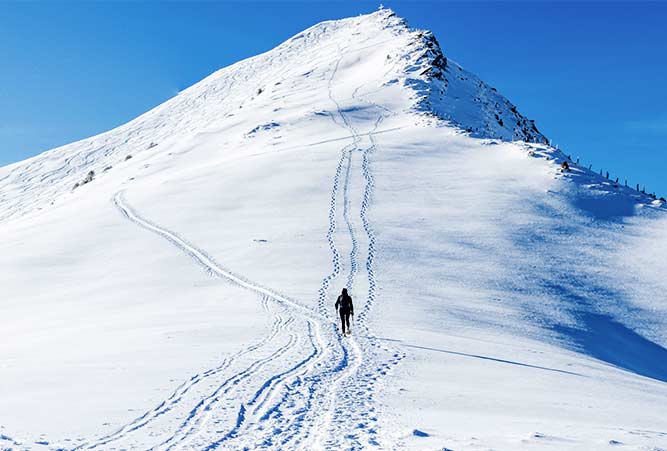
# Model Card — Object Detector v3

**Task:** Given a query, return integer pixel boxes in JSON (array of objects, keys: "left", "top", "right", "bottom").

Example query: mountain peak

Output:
[
  {"left": 0, "top": 10, "right": 557, "bottom": 223},
  {"left": 285, "top": 8, "right": 549, "bottom": 144},
  {"left": 2, "top": 9, "right": 666, "bottom": 451},
  {"left": 371, "top": 12, "right": 549, "bottom": 144}
]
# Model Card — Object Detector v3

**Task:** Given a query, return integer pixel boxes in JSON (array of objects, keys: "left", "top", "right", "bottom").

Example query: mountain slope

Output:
[{"left": 1, "top": 8, "right": 666, "bottom": 451}]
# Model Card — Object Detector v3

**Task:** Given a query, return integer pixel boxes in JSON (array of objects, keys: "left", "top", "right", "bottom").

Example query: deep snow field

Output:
[{"left": 1, "top": 9, "right": 666, "bottom": 451}]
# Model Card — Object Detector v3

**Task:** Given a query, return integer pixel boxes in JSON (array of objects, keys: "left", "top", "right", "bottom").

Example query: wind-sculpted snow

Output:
[{"left": 2, "top": 7, "right": 667, "bottom": 451}]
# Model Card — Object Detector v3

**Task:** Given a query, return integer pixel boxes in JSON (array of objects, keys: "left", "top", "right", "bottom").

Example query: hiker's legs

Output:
[
  {"left": 344, "top": 312, "right": 351, "bottom": 331},
  {"left": 339, "top": 310, "right": 347, "bottom": 333}
]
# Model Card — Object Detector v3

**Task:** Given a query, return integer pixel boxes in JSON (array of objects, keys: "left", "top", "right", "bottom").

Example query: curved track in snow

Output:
[
  {"left": 298, "top": 45, "right": 404, "bottom": 451},
  {"left": 100, "top": 174, "right": 397, "bottom": 451},
  {"left": 1, "top": 35, "right": 406, "bottom": 451},
  {"left": 97, "top": 55, "right": 404, "bottom": 447},
  {"left": 108, "top": 191, "right": 334, "bottom": 450}
]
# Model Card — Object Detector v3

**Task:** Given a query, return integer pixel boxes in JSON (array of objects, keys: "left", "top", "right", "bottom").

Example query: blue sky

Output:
[{"left": 2, "top": 1, "right": 666, "bottom": 196}]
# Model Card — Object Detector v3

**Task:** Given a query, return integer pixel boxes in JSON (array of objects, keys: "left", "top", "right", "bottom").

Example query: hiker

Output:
[{"left": 335, "top": 288, "right": 354, "bottom": 335}]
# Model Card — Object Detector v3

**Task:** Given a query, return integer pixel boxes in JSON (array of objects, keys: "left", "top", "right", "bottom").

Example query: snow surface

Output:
[{"left": 1, "top": 8, "right": 666, "bottom": 451}]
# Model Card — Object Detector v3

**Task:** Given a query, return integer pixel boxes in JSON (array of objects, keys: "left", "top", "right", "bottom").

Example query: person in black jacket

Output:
[{"left": 335, "top": 288, "right": 354, "bottom": 335}]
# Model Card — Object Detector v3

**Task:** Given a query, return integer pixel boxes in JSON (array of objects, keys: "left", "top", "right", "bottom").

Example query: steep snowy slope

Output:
[{"left": 1, "top": 8, "right": 666, "bottom": 451}]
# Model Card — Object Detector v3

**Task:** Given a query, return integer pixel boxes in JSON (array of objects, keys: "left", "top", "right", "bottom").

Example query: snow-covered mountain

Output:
[{"left": 1, "top": 8, "right": 666, "bottom": 451}]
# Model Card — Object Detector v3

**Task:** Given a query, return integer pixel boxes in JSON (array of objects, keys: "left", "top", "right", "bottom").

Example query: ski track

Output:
[
  {"left": 199, "top": 321, "right": 323, "bottom": 450},
  {"left": 72, "top": 297, "right": 287, "bottom": 451},
  {"left": 158, "top": 327, "right": 299, "bottom": 451},
  {"left": 209, "top": 45, "right": 375, "bottom": 451},
  {"left": 114, "top": 191, "right": 317, "bottom": 319},
  {"left": 1, "top": 35, "right": 406, "bottom": 451},
  {"left": 111, "top": 192, "right": 332, "bottom": 448},
  {"left": 111, "top": 191, "right": 361, "bottom": 451},
  {"left": 148, "top": 308, "right": 300, "bottom": 451}
]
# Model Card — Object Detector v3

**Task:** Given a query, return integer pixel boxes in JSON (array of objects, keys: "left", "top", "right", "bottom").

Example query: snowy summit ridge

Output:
[
  {"left": 374, "top": 9, "right": 548, "bottom": 144},
  {"left": 0, "top": 8, "right": 547, "bottom": 225},
  {"left": 406, "top": 29, "right": 549, "bottom": 144},
  {"left": 297, "top": 8, "right": 548, "bottom": 143}
]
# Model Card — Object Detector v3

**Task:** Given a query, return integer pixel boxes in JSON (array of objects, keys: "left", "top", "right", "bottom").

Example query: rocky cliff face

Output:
[{"left": 399, "top": 23, "right": 548, "bottom": 144}]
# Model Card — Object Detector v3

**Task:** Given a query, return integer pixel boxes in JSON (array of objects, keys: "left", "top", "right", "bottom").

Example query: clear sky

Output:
[{"left": 2, "top": 1, "right": 666, "bottom": 196}]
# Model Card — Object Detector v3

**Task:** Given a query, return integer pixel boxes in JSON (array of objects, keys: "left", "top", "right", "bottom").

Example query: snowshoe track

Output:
[
  {"left": 1, "top": 35, "right": 405, "bottom": 451},
  {"left": 108, "top": 193, "right": 337, "bottom": 450},
  {"left": 306, "top": 45, "right": 405, "bottom": 451},
  {"left": 110, "top": 189, "right": 385, "bottom": 451}
]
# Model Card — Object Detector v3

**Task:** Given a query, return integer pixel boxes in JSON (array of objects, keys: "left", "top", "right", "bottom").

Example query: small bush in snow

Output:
[
  {"left": 73, "top": 170, "right": 95, "bottom": 190},
  {"left": 560, "top": 161, "right": 570, "bottom": 171},
  {"left": 83, "top": 170, "right": 95, "bottom": 184}
]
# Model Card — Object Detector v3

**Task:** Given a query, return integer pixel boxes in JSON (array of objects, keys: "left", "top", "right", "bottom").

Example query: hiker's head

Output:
[{"left": 342, "top": 288, "right": 348, "bottom": 295}]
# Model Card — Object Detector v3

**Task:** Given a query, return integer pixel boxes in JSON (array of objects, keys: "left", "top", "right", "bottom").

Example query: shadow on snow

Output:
[{"left": 370, "top": 336, "right": 583, "bottom": 377}]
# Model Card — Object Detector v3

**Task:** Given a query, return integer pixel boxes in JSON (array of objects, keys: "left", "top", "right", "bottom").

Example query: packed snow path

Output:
[
  {"left": 108, "top": 188, "right": 378, "bottom": 451},
  {"left": 66, "top": 44, "right": 403, "bottom": 451}
]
